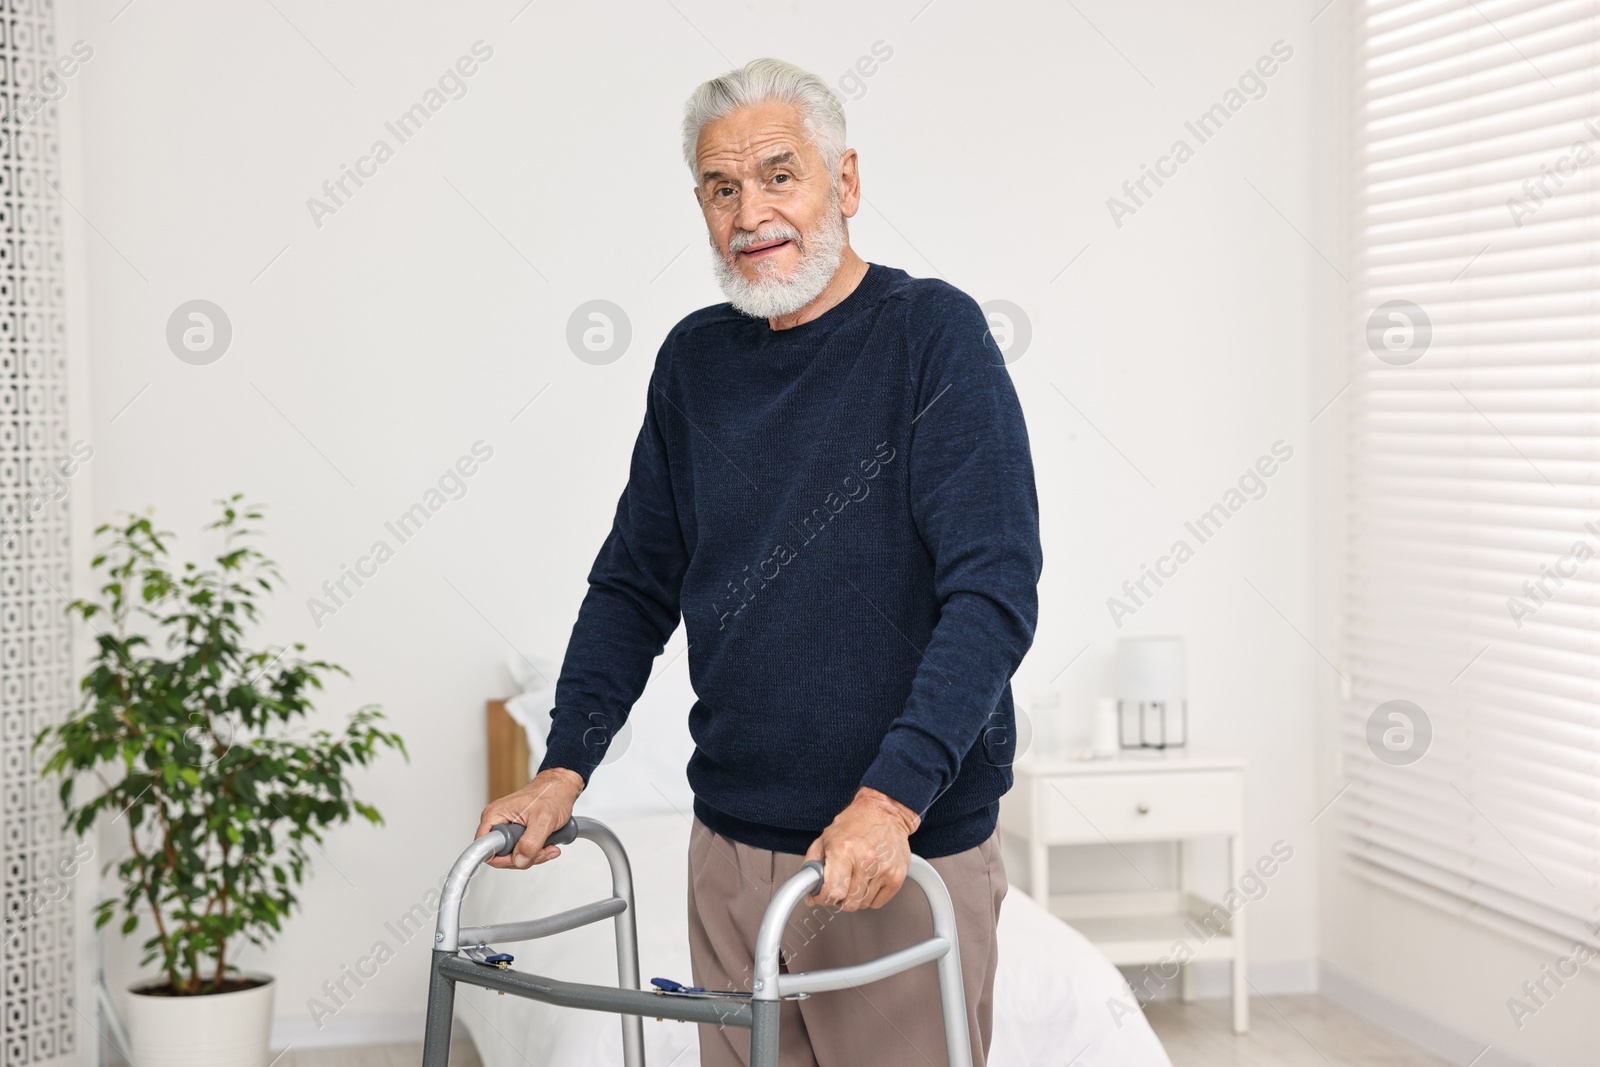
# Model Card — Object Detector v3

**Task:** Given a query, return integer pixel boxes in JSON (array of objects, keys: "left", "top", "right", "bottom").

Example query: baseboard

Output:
[
  {"left": 270, "top": 1010, "right": 426, "bottom": 1048},
  {"left": 1119, "top": 958, "right": 1318, "bottom": 1000},
  {"left": 1319, "top": 962, "right": 1544, "bottom": 1067},
  {"left": 1243, "top": 958, "right": 1320, "bottom": 995},
  {"left": 106, "top": 1012, "right": 434, "bottom": 1062}
]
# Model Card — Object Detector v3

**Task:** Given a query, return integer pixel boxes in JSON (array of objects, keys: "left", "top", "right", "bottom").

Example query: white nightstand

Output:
[{"left": 999, "top": 749, "right": 1249, "bottom": 1033}]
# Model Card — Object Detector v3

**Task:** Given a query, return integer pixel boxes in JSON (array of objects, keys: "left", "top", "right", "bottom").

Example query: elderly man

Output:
[{"left": 477, "top": 57, "right": 1041, "bottom": 1066}]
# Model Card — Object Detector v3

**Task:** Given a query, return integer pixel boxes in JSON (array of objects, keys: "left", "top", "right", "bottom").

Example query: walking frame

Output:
[{"left": 422, "top": 816, "right": 973, "bottom": 1067}]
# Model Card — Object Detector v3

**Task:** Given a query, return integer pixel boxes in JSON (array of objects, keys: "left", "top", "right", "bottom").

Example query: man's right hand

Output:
[{"left": 475, "top": 767, "right": 586, "bottom": 870}]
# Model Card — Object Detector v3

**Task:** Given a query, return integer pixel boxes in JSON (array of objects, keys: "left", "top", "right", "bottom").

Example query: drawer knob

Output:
[{"left": 1136, "top": 802, "right": 1150, "bottom": 815}]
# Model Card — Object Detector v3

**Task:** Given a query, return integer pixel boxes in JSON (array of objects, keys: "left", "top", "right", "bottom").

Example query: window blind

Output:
[{"left": 1344, "top": 0, "right": 1600, "bottom": 957}]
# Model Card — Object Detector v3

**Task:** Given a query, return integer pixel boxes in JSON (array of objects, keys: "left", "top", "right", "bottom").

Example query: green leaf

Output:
[{"left": 36, "top": 495, "right": 402, "bottom": 996}]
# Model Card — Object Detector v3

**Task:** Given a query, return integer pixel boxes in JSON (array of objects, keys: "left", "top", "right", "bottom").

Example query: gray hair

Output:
[{"left": 681, "top": 57, "right": 846, "bottom": 183}]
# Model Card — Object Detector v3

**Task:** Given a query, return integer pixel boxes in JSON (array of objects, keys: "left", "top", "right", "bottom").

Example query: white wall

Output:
[{"left": 62, "top": 0, "right": 1321, "bottom": 1043}]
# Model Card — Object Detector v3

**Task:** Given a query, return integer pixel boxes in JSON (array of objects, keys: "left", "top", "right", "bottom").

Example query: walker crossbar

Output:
[
  {"left": 434, "top": 953, "right": 753, "bottom": 1028},
  {"left": 458, "top": 894, "right": 627, "bottom": 947},
  {"left": 421, "top": 816, "right": 973, "bottom": 1067}
]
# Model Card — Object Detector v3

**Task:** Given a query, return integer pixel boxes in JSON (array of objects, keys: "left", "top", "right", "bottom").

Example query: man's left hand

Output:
[{"left": 803, "top": 787, "right": 921, "bottom": 911}]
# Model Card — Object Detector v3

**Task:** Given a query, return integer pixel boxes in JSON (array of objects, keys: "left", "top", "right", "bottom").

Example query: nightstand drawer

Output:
[{"left": 1038, "top": 771, "right": 1241, "bottom": 842}]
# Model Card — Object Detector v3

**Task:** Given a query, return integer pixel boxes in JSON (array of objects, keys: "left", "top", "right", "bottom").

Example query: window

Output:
[{"left": 1344, "top": 0, "right": 1600, "bottom": 955}]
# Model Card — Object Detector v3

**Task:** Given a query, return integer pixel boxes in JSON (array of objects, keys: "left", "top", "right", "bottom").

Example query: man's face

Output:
[{"left": 693, "top": 100, "right": 856, "bottom": 285}]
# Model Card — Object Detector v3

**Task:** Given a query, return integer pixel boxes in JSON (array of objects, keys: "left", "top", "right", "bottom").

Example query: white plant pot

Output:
[{"left": 125, "top": 973, "right": 275, "bottom": 1067}]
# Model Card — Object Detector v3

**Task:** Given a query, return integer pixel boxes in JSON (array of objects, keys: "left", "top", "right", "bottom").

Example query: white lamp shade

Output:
[{"left": 1116, "top": 636, "right": 1185, "bottom": 704}]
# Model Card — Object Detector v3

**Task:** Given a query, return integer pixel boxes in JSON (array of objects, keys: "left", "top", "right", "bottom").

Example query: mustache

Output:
[{"left": 727, "top": 226, "right": 803, "bottom": 254}]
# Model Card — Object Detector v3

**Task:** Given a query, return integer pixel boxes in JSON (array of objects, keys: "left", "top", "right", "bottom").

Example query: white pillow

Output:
[{"left": 503, "top": 643, "right": 698, "bottom": 822}]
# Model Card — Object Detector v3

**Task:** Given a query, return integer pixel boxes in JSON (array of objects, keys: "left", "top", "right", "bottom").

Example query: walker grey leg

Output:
[
  {"left": 922, "top": 867, "right": 972, "bottom": 1067},
  {"left": 583, "top": 819, "right": 646, "bottom": 1067},
  {"left": 934, "top": 930, "right": 970, "bottom": 1067},
  {"left": 421, "top": 949, "right": 457, "bottom": 1066},
  {"left": 614, "top": 907, "right": 645, "bottom": 1067},
  {"left": 748, "top": 998, "right": 782, "bottom": 1067}
]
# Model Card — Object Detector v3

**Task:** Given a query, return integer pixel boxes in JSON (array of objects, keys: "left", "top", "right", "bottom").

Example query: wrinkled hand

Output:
[
  {"left": 803, "top": 787, "right": 921, "bottom": 911},
  {"left": 475, "top": 768, "right": 585, "bottom": 870}
]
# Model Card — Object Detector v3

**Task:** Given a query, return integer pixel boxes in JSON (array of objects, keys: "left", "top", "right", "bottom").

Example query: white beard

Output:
[{"left": 709, "top": 193, "right": 847, "bottom": 321}]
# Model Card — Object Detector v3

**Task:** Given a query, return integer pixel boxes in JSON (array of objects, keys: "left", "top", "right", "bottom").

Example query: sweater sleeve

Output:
[
  {"left": 857, "top": 287, "right": 1043, "bottom": 817},
  {"left": 537, "top": 340, "right": 688, "bottom": 783}
]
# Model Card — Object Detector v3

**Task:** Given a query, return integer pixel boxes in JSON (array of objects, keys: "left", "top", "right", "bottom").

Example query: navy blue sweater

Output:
[{"left": 538, "top": 263, "right": 1043, "bottom": 858}]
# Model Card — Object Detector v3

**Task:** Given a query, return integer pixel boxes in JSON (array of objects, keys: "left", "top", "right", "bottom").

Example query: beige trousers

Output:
[{"left": 686, "top": 816, "right": 1007, "bottom": 1067}]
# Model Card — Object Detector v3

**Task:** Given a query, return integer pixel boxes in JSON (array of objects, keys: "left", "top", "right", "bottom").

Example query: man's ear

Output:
[{"left": 835, "top": 148, "right": 861, "bottom": 218}]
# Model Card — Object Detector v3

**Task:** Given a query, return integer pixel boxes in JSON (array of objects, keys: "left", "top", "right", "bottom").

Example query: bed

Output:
[{"left": 455, "top": 652, "right": 1173, "bottom": 1067}]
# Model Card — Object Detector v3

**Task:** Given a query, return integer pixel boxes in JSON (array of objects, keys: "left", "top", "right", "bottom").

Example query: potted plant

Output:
[{"left": 36, "top": 496, "right": 405, "bottom": 1066}]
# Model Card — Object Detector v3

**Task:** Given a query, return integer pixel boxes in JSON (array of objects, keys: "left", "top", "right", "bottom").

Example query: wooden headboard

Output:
[{"left": 486, "top": 699, "right": 530, "bottom": 802}]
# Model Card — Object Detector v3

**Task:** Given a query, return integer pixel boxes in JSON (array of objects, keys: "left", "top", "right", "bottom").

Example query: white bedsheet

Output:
[{"left": 456, "top": 813, "right": 1171, "bottom": 1067}]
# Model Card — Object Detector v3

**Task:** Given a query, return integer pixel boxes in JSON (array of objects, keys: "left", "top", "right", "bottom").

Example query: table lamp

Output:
[{"left": 1116, "top": 635, "right": 1187, "bottom": 749}]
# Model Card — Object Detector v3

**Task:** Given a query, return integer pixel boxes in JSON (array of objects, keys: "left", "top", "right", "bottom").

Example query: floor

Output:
[
  {"left": 1144, "top": 994, "right": 1455, "bottom": 1066},
  {"left": 268, "top": 1039, "right": 481, "bottom": 1066},
  {"left": 262, "top": 994, "right": 1450, "bottom": 1067}
]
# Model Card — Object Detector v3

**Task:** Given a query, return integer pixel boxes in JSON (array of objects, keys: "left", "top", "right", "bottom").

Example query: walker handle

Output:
[
  {"left": 491, "top": 820, "right": 579, "bottom": 857},
  {"left": 799, "top": 859, "right": 825, "bottom": 890},
  {"left": 753, "top": 855, "right": 972, "bottom": 1066}
]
